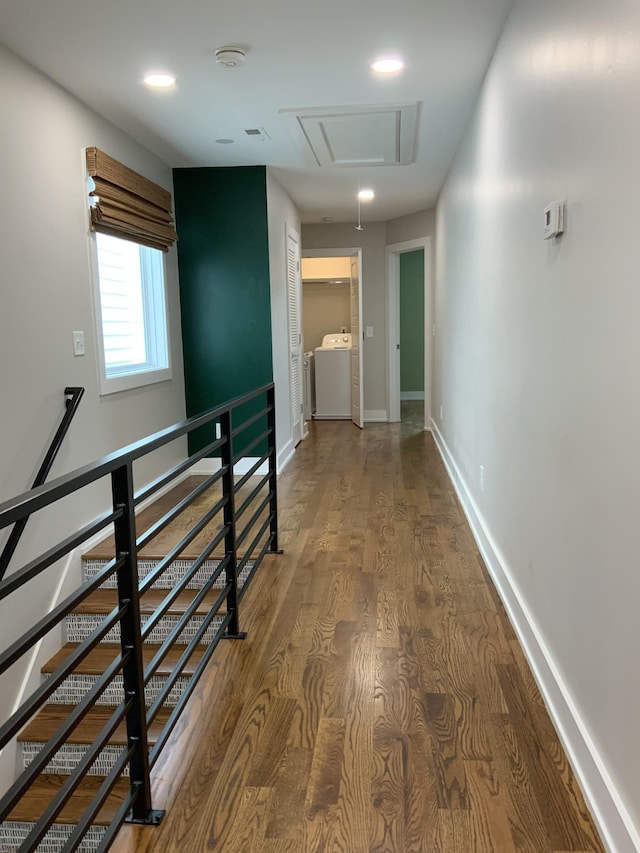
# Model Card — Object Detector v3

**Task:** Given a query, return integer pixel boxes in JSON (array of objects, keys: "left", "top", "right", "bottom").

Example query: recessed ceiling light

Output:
[
  {"left": 143, "top": 72, "right": 176, "bottom": 88},
  {"left": 358, "top": 188, "right": 375, "bottom": 201},
  {"left": 215, "top": 138, "right": 235, "bottom": 144},
  {"left": 371, "top": 57, "right": 405, "bottom": 74}
]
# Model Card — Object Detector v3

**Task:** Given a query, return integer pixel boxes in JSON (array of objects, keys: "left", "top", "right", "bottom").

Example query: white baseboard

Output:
[
  {"left": 364, "top": 410, "right": 388, "bottom": 422},
  {"left": 400, "top": 391, "right": 425, "bottom": 401},
  {"left": 277, "top": 440, "right": 295, "bottom": 474},
  {"left": 190, "top": 456, "right": 269, "bottom": 477},
  {"left": 430, "top": 419, "right": 640, "bottom": 853}
]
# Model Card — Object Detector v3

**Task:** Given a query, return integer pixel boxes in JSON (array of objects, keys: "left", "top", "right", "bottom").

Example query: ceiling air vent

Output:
[{"left": 280, "top": 102, "right": 419, "bottom": 167}]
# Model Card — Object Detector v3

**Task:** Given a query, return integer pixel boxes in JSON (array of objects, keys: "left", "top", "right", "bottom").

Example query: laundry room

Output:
[{"left": 301, "top": 256, "right": 352, "bottom": 421}]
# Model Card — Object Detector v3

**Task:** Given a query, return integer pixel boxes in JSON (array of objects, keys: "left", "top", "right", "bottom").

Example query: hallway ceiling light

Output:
[
  {"left": 371, "top": 57, "right": 406, "bottom": 74},
  {"left": 143, "top": 72, "right": 176, "bottom": 88},
  {"left": 358, "top": 188, "right": 375, "bottom": 201}
]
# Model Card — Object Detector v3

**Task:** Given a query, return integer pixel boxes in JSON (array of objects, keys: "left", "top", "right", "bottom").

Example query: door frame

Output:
[
  {"left": 301, "top": 245, "right": 364, "bottom": 422},
  {"left": 386, "top": 237, "right": 432, "bottom": 427},
  {"left": 349, "top": 253, "right": 363, "bottom": 428}
]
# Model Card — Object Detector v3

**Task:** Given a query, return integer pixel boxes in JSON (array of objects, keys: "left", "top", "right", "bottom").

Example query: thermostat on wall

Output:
[{"left": 544, "top": 201, "right": 565, "bottom": 239}]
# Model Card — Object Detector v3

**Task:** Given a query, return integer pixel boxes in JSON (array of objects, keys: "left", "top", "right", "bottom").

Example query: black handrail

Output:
[
  {"left": 0, "top": 386, "right": 84, "bottom": 580},
  {"left": 0, "top": 382, "right": 280, "bottom": 852}
]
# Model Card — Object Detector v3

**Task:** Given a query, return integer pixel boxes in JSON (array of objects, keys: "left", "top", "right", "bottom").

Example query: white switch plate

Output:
[
  {"left": 366, "top": 326, "right": 374, "bottom": 338},
  {"left": 72, "top": 330, "right": 85, "bottom": 356}
]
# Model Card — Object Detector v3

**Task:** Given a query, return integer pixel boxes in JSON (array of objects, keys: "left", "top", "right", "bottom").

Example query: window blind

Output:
[{"left": 86, "top": 147, "right": 177, "bottom": 252}]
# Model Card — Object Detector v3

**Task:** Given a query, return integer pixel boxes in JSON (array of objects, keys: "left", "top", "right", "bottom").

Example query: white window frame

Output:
[{"left": 90, "top": 232, "right": 172, "bottom": 396}]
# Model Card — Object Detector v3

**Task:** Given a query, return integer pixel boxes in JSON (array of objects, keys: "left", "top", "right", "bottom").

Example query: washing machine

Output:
[
  {"left": 314, "top": 333, "right": 352, "bottom": 419},
  {"left": 303, "top": 351, "right": 315, "bottom": 421}
]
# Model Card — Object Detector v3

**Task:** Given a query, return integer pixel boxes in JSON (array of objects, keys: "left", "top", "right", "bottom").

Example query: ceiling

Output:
[{"left": 0, "top": 0, "right": 513, "bottom": 223}]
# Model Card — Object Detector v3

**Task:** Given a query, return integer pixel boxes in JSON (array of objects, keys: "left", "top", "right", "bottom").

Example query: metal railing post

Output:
[
  {"left": 266, "top": 385, "right": 282, "bottom": 554},
  {"left": 220, "top": 411, "right": 246, "bottom": 639},
  {"left": 111, "top": 463, "right": 164, "bottom": 826},
  {"left": 220, "top": 410, "right": 247, "bottom": 640}
]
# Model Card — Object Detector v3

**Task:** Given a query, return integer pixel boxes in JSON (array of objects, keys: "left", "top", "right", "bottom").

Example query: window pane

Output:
[{"left": 96, "top": 234, "right": 147, "bottom": 370}]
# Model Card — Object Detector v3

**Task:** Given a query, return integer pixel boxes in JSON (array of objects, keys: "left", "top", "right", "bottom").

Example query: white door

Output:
[
  {"left": 286, "top": 226, "right": 304, "bottom": 445},
  {"left": 350, "top": 252, "right": 363, "bottom": 428}
]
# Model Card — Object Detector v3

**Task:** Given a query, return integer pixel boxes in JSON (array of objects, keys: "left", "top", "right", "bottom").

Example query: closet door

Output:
[{"left": 287, "top": 225, "right": 304, "bottom": 445}]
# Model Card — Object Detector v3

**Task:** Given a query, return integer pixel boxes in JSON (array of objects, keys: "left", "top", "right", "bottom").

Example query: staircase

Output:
[
  {"left": 0, "top": 382, "right": 278, "bottom": 853},
  {"left": 1, "top": 485, "right": 255, "bottom": 852}
]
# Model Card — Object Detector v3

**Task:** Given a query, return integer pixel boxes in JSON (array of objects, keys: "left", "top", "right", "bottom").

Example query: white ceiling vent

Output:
[{"left": 280, "top": 102, "right": 419, "bottom": 167}]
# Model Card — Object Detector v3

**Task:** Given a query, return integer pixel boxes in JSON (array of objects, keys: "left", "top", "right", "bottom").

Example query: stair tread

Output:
[
  {"left": 18, "top": 705, "right": 172, "bottom": 745},
  {"left": 42, "top": 643, "right": 207, "bottom": 676},
  {"left": 81, "top": 474, "right": 266, "bottom": 560},
  {"left": 82, "top": 475, "right": 227, "bottom": 562},
  {"left": 6, "top": 774, "right": 130, "bottom": 825},
  {"left": 72, "top": 587, "right": 227, "bottom": 616}
]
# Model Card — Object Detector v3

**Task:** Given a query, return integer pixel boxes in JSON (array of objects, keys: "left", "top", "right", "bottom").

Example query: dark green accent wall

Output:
[
  {"left": 399, "top": 249, "right": 425, "bottom": 393},
  {"left": 173, "top": 166, "right": 273, "bottom": 454}
]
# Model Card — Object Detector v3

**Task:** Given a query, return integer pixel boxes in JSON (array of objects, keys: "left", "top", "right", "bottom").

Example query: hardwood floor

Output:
[{"left": 112, "top": 414, "right": 604, "bottom": 853}]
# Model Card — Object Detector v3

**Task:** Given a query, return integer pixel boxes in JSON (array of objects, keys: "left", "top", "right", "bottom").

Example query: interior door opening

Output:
[
  {"left": 386, "top": 238, "right": 432, "bottom": 429},
  {"left": 301, "top": 247, "right": 363, "bottom": 429}
]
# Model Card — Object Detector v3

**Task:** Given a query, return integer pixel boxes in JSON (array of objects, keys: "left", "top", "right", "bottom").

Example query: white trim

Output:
[
  {"left": 302, "top": 247, "right": 361, "bottom": 257},
  {"left": 351, "top": 250, "right": 364, "bottom": 429},
  {"left": 430, "top": 419, "right": 640, "bottom": 853},
  {"left": 386, "top": 237, "right": 432, "bottom": 428},
  {"left": 190, "top": 456, "right": 269, "bottom": 477},
  {"left": 400, "top": 391, "right": 425, "bottom": 401},
  {"left": 277, "top": 439, "right": 295, "bottom": 474},
  {"left": 364, "top": 410, "right": 388, "bottom": 422}
]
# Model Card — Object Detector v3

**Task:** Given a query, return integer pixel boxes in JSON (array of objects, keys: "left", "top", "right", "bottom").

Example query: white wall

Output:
[
  {"left": 0, "top": 45, "right": 187, "bottom": 790},
  {"left": 433, "top": 2, "right": 640, "bottom": 849},
  {"left": 302, "top": 223, "right": 388, "bottom": 419},
  {"left": 386, "top": 208, "right": 435, "bottom": 246},
  {"left": 266, "top": 170, "right": 301, "bottom": 469},
  {"left": 302, "top": 282, "right": 351, "bottom": 353}
]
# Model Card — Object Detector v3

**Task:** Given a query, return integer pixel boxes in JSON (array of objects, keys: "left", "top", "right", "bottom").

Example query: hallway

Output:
[{"left": 113, "top": 416, "right": 603, "bottom": 852}]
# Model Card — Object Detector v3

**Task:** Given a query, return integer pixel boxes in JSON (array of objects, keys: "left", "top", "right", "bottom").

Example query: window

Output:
[
  {"left": 93, "top": 232, "right": 171, "bottom": 394},
  {"left": 85, "top": 147, "right": 177, "bottom": 395}
]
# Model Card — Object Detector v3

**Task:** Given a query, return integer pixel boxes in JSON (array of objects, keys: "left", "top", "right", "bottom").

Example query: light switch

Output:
[
  {"left": 72, "top": 330, "right": 85, "bottom": 356},
  {"left": 366, "top": 326, "right": 374, "bottom": 338}
]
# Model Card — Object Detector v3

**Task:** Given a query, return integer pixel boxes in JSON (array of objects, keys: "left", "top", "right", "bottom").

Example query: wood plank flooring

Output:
[{"left": 112, "top": 408, "right": 604, "bottom": 853}]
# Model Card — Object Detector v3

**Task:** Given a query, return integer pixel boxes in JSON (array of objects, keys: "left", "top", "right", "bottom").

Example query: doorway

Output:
[
  {"left": 386, "top": 237, "right": 432, "bottom": 428},
  {"left": 301, "top": 248, "right": 363, "bottom": 429}
]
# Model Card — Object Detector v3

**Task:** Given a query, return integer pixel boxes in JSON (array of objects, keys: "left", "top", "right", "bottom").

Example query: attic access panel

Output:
[{"left": 281, "top": 103, "right": 418, "bottom": 167}]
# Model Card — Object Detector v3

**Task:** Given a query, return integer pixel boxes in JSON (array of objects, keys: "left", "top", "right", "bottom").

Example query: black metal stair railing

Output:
[
  {"left": 0, "top": 382, "right": 280, "bottom": 852},
  {"left": 0, "top": 386, "right": 85, "bottom": 581}
]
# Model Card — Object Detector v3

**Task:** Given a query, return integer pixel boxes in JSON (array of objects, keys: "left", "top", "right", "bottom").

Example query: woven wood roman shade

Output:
[{"left": 86, "top": 147, "right": 177, "bottom": 252}]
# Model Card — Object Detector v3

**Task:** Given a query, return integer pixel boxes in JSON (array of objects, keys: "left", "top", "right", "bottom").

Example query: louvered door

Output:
[{"left": 287, "top": 226, "right": 303, "bottom": 445}]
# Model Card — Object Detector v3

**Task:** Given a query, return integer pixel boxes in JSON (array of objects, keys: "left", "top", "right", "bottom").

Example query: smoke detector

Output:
[{"left": 215, "top": 46, "right": 247, "bottom": 68}]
